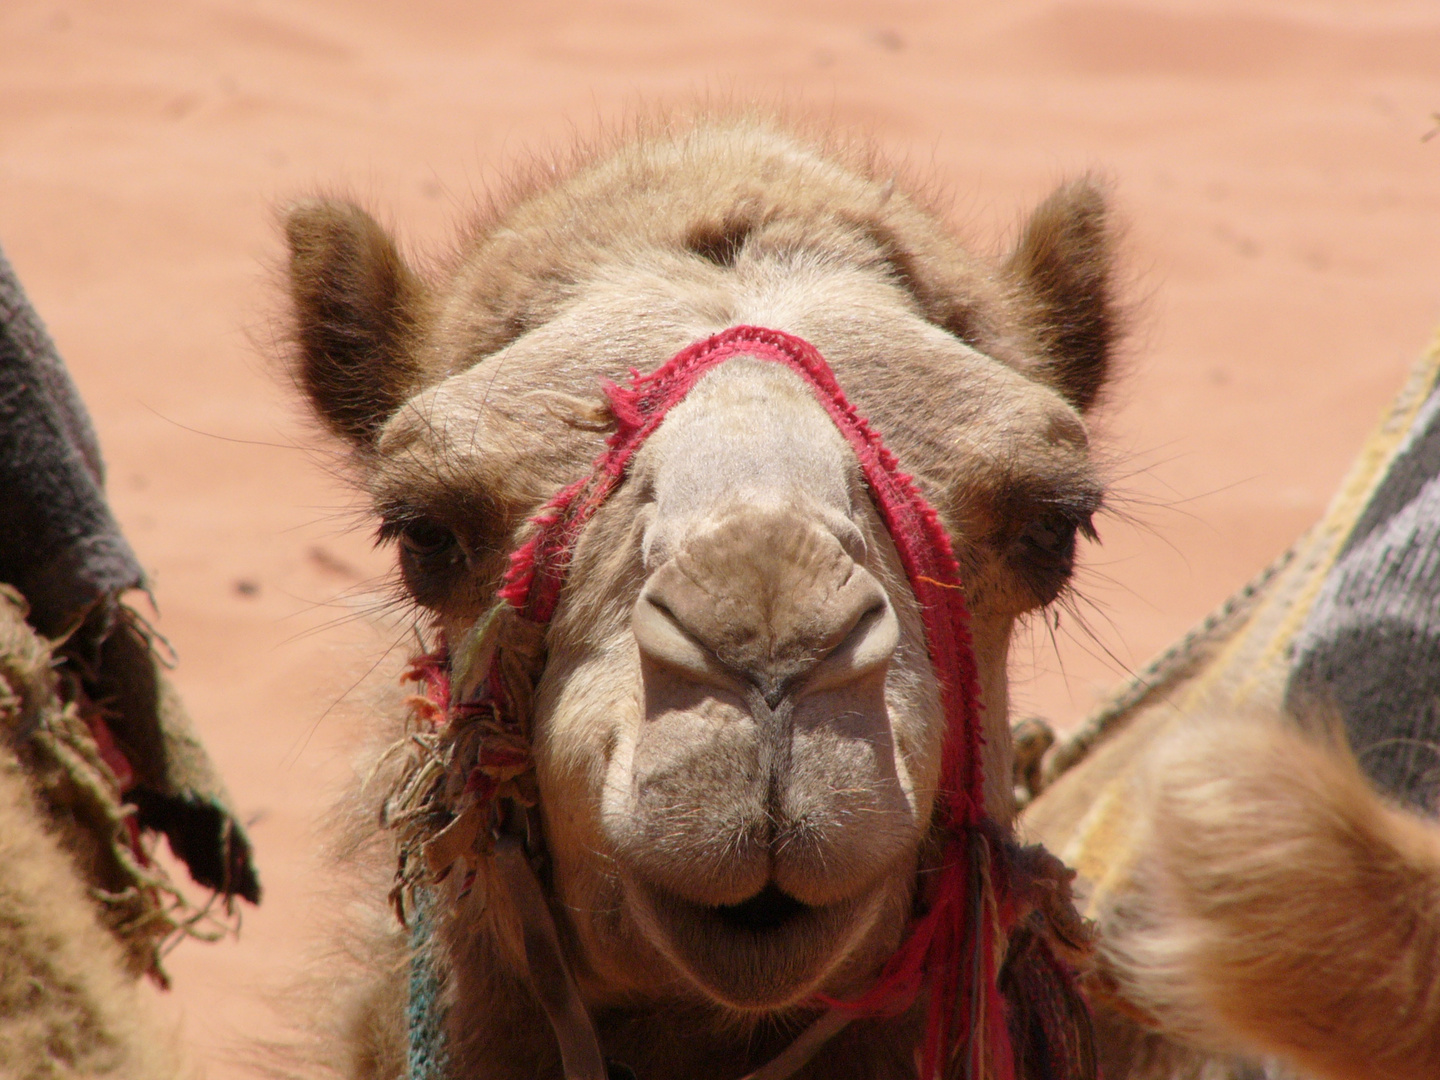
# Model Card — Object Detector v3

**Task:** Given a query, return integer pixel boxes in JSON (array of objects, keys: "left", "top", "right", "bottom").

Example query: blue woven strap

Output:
[{"left": 408, "top": 889, "right": 450, "bottom": 1080}]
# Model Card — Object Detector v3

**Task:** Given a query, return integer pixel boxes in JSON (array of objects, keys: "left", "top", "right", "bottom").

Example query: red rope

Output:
[{"left": 496, "top": 327, "right": 1013, "bottom": 1079}]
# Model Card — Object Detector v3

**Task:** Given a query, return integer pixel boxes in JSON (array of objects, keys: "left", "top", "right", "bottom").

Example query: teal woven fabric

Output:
[{"left": 407, "top": 890, "right": 449, "bottom": 1080}]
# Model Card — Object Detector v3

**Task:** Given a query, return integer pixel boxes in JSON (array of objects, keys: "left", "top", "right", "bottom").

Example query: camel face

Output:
[
  {"left": 368, "top": 289, "right": 1101, "bottom": 1013},
  {"left": 285, "top": 120, "right": 1118, "bottom": 1061},
  {"left": 558, "top": 361, "right": 925, "bottom": 1010}
]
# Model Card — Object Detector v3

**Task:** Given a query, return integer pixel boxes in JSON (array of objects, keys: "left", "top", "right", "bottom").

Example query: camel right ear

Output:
[{"left": 284, "top": 198, "right": 427, "bottom": 448}]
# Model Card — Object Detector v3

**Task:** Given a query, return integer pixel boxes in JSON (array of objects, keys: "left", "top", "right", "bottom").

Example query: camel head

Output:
[{"left": 282, "top": 123, "right": 1118, "bottom": 1029}]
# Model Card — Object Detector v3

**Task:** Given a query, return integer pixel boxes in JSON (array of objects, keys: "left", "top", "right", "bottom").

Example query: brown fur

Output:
[
  {"left": 1103, "top": 718, "right": 1440, "bottom": 1080},
  {"left": 285, "top": 199, "right": 430, "bottom": 447},
  {"left": 1003, "top": 179, "right": 1118, "bottom": 413},
  {"left": 284, "top": 116, "right": 1120, "bottom": 1079}
]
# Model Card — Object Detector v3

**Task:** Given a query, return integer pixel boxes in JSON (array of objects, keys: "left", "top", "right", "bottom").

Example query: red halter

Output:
[{"left": 496, "top": 326, "right": 1010, "bottom": 1080}]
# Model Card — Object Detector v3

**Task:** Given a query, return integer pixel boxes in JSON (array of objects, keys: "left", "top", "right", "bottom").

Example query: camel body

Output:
[{"left": 1025, "top": 342, "right": 1440, "bottom": 1080}]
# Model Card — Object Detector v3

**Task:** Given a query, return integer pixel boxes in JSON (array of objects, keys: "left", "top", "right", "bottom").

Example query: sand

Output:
[{"left": 2, "top": 0, "right": 1439, "bottom": 1072}]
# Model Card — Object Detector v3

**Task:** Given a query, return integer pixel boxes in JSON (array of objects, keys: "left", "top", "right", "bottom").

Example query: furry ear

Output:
[
  {"left": 1005, "top": 178, "right": 1118, "bottom": 412},
  {"left": 284, "top": 198, "right": 427, "bottom": 447}
]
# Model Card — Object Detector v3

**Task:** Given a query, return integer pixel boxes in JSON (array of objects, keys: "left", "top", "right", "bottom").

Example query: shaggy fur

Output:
[
  {"left": 1002, "top": 179, "right": 1116, "bottom": 413},
  {"left": 286, "top": 201, "right": 430, "bottom": 447},
  {"left": 0, "top": 750, "right": 183, "bottom": 1080},
  {"left": 284, "top": 116, "right": 1120, "bottom": 1079},
  {"left": 0, "top": 593, "right": 184, "bottom": 1080},
  {"left": 1103, "top": 718, "right": 1440, "bottom": 1080}
]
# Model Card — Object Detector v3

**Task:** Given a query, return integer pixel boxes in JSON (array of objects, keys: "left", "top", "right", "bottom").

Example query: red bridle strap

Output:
[{"left": 497, "top": 326, "right": 1011, "bottom": 1080}]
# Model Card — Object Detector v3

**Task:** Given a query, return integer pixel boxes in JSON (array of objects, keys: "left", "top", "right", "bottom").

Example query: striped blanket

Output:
[{"left": 1027, "top": 332, "right": 1440, "bottom": 913}]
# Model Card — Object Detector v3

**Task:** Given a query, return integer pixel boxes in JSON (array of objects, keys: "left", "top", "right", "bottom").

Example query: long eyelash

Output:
[{"left": 375, "top": 508, "right": 427, "bottom": 546}]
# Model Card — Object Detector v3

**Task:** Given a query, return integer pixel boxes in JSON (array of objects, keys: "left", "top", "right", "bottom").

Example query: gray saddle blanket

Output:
[
  {"left": 0, "top": 243, "right": 259, "bottom": 908},
  {"left": 0, "top": 244, "right": 143, "bottom": 639},
  {"left": 1288, "top": 380, "right": 1440, "bottom": 812}
]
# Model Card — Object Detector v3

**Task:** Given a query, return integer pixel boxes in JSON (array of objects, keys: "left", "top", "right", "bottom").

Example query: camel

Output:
[
  {"left": 282, "top": 117, "right": 1118, "bottom": 1080},
  {"left": 0, "top": 246, "right": 258, "bottom": 1080},
  {"left": 285, "top": 115, "right": 1440, "bottom": 1080},
  {"left": 0, "top": 588, "right": 184, "bottom": 1080}
]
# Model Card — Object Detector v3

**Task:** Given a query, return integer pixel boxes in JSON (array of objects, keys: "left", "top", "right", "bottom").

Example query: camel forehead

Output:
[{"left": 382, "top": 279, "right": 1074, "bottom": 479}]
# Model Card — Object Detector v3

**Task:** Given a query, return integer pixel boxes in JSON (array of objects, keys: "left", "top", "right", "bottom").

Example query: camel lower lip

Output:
[{"left": 629, "top": 876, "right": 859, "bottom": 1010}]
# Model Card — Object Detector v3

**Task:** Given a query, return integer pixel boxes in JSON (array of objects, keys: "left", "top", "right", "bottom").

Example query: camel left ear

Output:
[{"left": 1005, "top": 178, "right": 1119, "bottom": 412}]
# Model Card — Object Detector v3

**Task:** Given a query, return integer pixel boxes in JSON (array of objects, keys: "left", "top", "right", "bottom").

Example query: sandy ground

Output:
[{"left": 2, "top": 0, "right": 1439, "bottom": 1073}]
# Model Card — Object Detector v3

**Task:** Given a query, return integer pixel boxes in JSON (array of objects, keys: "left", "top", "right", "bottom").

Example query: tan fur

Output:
[
  {"left": 1103, "top": 718, "right": 1440, "bottom": 1080},
  {"left": 0, "top": 592, "right": 185, "bottom": 1080},
  {"left": 0, "top": 743, "right": 184, "bottom": 1080},
  {"left": 285, "top": 116, "right": 1119, "bottom": 1079}
]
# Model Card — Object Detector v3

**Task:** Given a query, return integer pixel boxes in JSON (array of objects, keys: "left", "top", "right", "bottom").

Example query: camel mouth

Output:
[
  {"left": 627, "top": 874, "right": 870, "bottom": 1011},
  {"left": 712, "top": 882, "right": 810, "bottom": 933}
]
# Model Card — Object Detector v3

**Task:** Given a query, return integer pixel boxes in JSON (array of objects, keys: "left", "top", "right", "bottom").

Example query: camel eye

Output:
[
  {"left": 1020, "top": 513, "right": 1079, "bottom": 564},
  {"left": 384, "top": 515, "right": 469, "bottom": 611},
  {"left": 398, "top": 518, "right": 459, "bottom": 561},
  {"left": 1024, "top": 510, "right": 1097, "bottom": 561},
  {"left": 1009, "top": 509, "right": 1097, "bottom": 605}
]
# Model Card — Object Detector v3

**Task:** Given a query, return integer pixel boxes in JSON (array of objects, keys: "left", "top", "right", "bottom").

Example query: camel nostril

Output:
[
  {"left": 799, "top": 598, "right": 899, "bottom": 697},
  {"left": 631, "top": 593, "right": 747, "bottom": 695}
]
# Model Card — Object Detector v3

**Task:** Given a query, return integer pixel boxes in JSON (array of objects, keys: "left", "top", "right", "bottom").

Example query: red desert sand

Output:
[{"left": 2, "top": 0, "right": 1438, "bottom": 1073}]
